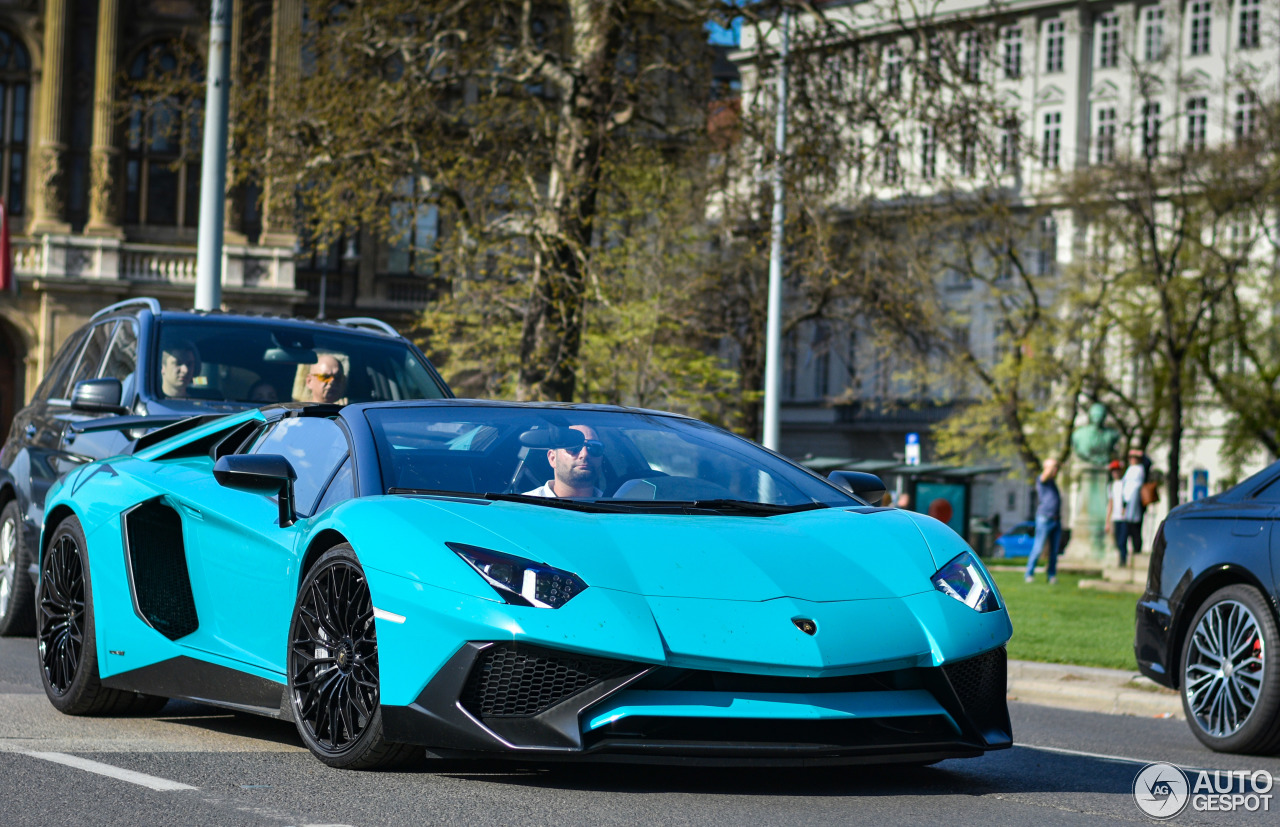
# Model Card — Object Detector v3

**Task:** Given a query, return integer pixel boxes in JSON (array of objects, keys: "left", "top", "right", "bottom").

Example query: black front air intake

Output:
[
  {"left": 461, "top": 643, "right": 633, "bottom": 718},
  {"left": 941, "top": 646, "right": 1009, "bottom": 739}
]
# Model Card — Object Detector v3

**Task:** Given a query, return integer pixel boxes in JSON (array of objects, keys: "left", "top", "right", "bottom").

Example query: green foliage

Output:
[{"left": 990, "top": 570, "right": 1138, "bottom": 670}]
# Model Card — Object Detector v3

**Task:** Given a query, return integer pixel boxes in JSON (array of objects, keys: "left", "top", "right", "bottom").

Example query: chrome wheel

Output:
[
  {"left": 289, "top": 557, "right": 379, "bottom": 754},
  {"left": 0, "top": 511, "right": 16, "bottom": 616},
  {"left": 1184, "top": 599, "right": 1265, "bottom": 738},
  {"left": 38, "top": 533, "right": 86, "bottom": 696}
]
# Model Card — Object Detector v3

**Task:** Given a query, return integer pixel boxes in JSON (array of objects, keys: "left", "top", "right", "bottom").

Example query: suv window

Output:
[
  {"left": 63, "top": 322, "right": 116, "bottom": 400},
  {"left": 100, "top": 322, "right": 140, "bottom": 405},
  {"left": 34, "top": 328, "right": 90, "bottom": 402},
  {"left": 152, "top": 320, "right": 448, "bottom": 404},
  {"left": 249, "top": 417, "right": 349, "bottom": 517}
]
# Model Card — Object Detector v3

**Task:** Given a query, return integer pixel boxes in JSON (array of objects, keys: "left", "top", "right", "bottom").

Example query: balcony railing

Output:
[{"left": 12, "top": 236, "right": 295, "bottom": 291}]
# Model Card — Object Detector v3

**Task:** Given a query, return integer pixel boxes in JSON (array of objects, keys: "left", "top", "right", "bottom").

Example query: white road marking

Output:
[
  {"left": 24, "top": 751, "right": 197, "bottom": 791},
  {"left": 1021, "top": 743, "right": 1215, "bottom": 774}
]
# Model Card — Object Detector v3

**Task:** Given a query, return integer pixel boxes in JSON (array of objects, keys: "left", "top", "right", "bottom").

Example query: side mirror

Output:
[
  {"left": 70, "top": 378, "right": 128, "bottom": 415},
  {"left": 828, "top": 471, "right": 889, "bottom": 506},
  {"left": 214, "top": 454, "right": 298, "bottom": 527}
]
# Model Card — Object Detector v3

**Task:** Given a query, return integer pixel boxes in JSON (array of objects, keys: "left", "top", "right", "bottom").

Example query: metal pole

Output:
[
  {"left": 762, "top": 9, "right": 791, "bottom": 450},
  {"left": 194, "top": 0, "right": 232, "bottom": 311}
]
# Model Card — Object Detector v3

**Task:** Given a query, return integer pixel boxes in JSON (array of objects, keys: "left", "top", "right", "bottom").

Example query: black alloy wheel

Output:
[
  {"left": 0, "top": 499, "right": 35, "bottom": 636},
  {"left": 38, "top": 515, "right": 167, "bottom": 716},
  {"left": 288, "top": 544, "right": 417, "bottom": 769},
  {"left": 1180, "top": 584, "right": 1280, "bottom": 754}
]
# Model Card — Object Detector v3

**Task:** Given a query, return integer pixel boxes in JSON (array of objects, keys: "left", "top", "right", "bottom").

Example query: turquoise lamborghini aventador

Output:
[{"left": 36, "top": 401, "right": 1012, "bottom": 769}]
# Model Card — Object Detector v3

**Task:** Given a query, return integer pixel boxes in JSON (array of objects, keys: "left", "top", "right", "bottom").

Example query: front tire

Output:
[
  {"left": 1180, "top": 584, "right": 1280, "bottom": 754},
  {"left": 288, "top": 545, "right": 417, "bottom": 769},
  {"left": 39, "top": 515, "right": 167, "bottom": 716},
  {"left": 0, "top": 500, "right": 35, "bottom": 636}
]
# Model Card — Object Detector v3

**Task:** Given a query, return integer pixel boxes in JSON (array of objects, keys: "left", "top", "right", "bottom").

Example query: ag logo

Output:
[{"left": 1133, "top": 762, "right": 1190, "bottom": 819}]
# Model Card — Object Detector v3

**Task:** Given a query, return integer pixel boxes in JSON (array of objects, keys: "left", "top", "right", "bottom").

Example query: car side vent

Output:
[
  {"left": 942, "top": 646, "right": 1008, "bottom": 738},
  {"left": 123, "top": 499, "right": 199, "bottom": 640},
  {"left": 461, "top": 644, "right": 632, "bottom": 718}
]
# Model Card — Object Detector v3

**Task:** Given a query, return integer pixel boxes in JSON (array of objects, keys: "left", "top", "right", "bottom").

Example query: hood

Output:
[{"left": 347, "top": 498, "right": 946, "bottom": 602}]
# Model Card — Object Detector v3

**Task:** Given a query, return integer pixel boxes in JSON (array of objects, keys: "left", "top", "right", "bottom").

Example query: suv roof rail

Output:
[
  {"left": 336, "top": 317, "right": 401, "bottom": 338},
  {"left": 91, "top": 297, "right": 162, "bottom": 321}
]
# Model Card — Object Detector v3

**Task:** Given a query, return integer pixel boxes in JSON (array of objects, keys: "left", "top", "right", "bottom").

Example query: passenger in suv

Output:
[{"left": 0, "top": 298, "right": 452, "bottom": 636}]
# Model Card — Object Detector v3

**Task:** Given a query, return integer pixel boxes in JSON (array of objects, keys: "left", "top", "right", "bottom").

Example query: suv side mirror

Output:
[
  {"left": 70, "top": 378, "right": 128, "bottom": 415},
  {"left": 828, "top": 471, "right": 889, "bottom": 506},
  {"left": 214, "top": 454, "right": 298, "bottom": 527}
]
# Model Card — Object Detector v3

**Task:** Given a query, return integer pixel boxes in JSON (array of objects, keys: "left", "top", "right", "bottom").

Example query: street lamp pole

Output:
[
  {"left": 194, "top": 0, "right": 232, "bottom": 311},
  {"left": 762, "top": 8, "right": 791, "bottom": 450}
]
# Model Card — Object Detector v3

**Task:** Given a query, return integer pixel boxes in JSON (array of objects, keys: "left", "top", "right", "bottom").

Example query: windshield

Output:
[
  {"left": 365, "top": 406, "right": 860, "bottom": 510},
  {"left": 153, "top": 320, "right": 448, "bottom": 405}
]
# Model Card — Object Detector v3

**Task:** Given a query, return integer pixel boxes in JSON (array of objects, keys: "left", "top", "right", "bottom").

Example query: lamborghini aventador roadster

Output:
[{"left": 37, "top": 401, "right": 1013, "bottom": 769}]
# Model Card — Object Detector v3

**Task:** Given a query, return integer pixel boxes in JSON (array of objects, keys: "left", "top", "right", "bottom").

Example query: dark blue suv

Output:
[{"left": 0, "top": 298, "right": 452, "bottom": 635}]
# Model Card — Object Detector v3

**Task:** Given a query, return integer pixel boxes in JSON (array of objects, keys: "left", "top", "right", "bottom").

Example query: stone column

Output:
[
  {"left": 259, "top": 0, "right": 301, "bottom": 248},
  {"left": 223, "top": 0, "right": 247, "bottom": 244},
  {"left": 30, "top": 0, "right": 71, "bottom": 235},
  {"left": 85, "top": 0, "right": 123, "bottom": 238}
]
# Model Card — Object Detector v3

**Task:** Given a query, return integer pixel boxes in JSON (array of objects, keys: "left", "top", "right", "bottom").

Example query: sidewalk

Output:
[{"left": 1007, "top": 659, "right": 1183, "bottom": 719}]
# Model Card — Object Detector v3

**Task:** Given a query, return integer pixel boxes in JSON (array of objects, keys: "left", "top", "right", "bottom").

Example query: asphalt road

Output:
[{"left": 1, "top": 637, "right": 1277, "bottom": 826}]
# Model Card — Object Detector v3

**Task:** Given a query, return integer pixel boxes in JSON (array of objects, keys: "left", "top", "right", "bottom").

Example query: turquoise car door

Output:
[{"left": 179, "top": 416, "right": 350, "bottom": 675}]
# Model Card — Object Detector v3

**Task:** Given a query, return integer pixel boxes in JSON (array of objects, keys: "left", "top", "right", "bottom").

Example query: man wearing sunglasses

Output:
[
  {"left": 524, "top": 424, "right": 605, "bottom": 498},
  {"left": 304, "top": 354, "right": 348, "bottom": 404}
]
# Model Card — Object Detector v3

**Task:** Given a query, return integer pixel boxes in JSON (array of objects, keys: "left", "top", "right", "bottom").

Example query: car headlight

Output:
[
  {"left": 932, "top": 551, "right": 1001, "bottom": 613},
  {"left": 446, "top": 542, "right": 586, "bottom": 609}
]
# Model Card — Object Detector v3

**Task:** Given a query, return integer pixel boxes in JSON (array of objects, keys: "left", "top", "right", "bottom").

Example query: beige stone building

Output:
[{"left": 0, "top": 0, "right": 440, "bottom": 437}]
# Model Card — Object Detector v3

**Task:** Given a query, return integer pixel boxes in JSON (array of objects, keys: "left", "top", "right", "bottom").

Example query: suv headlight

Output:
[
  {"left": 932, "top": 551, "right": 1001, "bottom": 613},
  {"left": 447, "top": 542, "right": 586, "bottom": 609}
]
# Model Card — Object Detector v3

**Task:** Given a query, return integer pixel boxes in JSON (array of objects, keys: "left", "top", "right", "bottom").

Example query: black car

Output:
[
  {"left": 1135, "top": 464, "right": 1280, "bottom": 754},
  {"left": 0, "top": 297, "right": 452, "bottom": 636}
]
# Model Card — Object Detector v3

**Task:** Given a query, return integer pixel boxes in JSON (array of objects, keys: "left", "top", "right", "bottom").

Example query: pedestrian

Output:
[
  {"left": 1025, "top": 457, "right": 1062, "bottom": 584},
  {"left": 1120, "top": 448, "right": 1146, "bottom": 561},
  {"left": 1104, "top": 459, "right": 1130, "bottom": 566}
]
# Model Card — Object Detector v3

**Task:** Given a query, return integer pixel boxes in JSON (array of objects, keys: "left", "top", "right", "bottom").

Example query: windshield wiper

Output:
[
  {"left": 479, "top": 492, "right": 627, "bottom": 513},
  {"left": 601, "top": 498, "right": 827, "bottom": 516}
]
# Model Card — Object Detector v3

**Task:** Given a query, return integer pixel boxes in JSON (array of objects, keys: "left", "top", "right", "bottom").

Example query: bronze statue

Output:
[{"left": 1071, "top": 402, "right": 1120, "bottom": 467}]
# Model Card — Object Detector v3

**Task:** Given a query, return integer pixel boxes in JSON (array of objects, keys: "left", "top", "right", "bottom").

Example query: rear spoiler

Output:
[{"left": 70, "top": 414, "right": 225, "bottom": 453}]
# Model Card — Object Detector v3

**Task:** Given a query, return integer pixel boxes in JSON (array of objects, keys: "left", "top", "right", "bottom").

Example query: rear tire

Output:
[
  {"left": 39, "top": 515, "right": 167, "bottom": 716},
  {"left": 288, "top": 545, "right": 418, "bottom": 769},
  {"left": 0, "top": 500, "right": 35, "bottom": 637},
  {"left": 1180, "top": 584, "right": 1280, "bottom": 754}
]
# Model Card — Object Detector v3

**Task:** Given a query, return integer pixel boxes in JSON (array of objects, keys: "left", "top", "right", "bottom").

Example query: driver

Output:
[
  {"left": 523, "top": 425, "right": 604, "bottom": 498},
  {"left": 159, "top": 340, "right": 200, "bottom": 398}
]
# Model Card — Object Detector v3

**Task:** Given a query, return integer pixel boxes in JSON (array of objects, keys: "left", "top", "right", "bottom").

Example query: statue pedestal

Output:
[{"left": 1066, "top": 465, "right": 1110, "bottom": 561}]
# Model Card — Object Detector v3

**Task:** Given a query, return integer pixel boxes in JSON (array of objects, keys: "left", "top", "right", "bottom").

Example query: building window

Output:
[
  {"left": 1097, "top": 12, "right": 1120, "bottom": 68},
  {"left": 961, "top": 30, "right": 983, "bottom": 83},
  {"left": 920, "top": 125, "right": 937, "bottom": 181},
  {"left": 883, "top": 44, "right": 902, "bottom": 97},
  {"left": 1186, "top": 96, "right": 1207, "bottom": 152},
  {"left": 1189, "top": 1, "right": 1211, "bottom": 56},
  {"left": 1000, "top": 117, "right": 1020, "bottom": 173},
  {"left": 881, "top": 133, "right": 900, "bottom": 185},
  {"left": 1044, "top": 19, "right": 1065, "bottom": 73},
  {"left": 0, "top": 29, "right": 29, "bottom": 216},
  {"left": 1042, "top": 111, "right": 1061, "bottom": 169},
  {"left": 958, "top": 124, "right": 978, "bottom": 177},
  {"left": 1143, "top": 7, "right": 1165, "bottom": 61},
  {"left": 386, "top": 175, "right": 439, "bottom": 275},
  {"left": 1239, "top": 0, "right": 1260, "bottom": 49},
  {"left": 124, "top": 43, "right": 202, "bottom": 227},
  {"left": 1235, "top": 91, "right": 1258, "bottom": 144},
  {"left": 1095, "top": 107, "right": 1116, "bottom": 164},
  {"left": 1037, "top": 215, "right": 1058, "bottom": 276},
  {"left": 1002, "top": 25, "right": 1022, "bottom": 79},
  {"left": 813, "top": 346, "right": 831, "bottom": 398},
  {"left": 1142, "top": 100, "right": 1161, "bottom": 158},
  {"left": 783, "top": 331, "right": 797, "bottom": 400}
]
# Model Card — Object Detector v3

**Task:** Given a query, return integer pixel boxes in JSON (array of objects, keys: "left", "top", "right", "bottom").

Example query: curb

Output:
[{"left": 1007, "top": 659, "right": 1183, "bottom": 719}]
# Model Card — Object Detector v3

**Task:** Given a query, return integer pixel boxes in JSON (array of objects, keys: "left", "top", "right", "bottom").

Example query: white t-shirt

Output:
[
  {"left": 522, "top": 481, "right": 604, "bottom": 498},
  {"left": 1110, "top": 479, "right": 1125, "bottom": 522},
  {"left": 1121, "top": 464, "right": 1146, "bottom": 522}
]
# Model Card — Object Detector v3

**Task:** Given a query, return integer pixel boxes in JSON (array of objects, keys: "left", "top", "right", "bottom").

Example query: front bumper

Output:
[{"left": 381, "top": 641, "right": 1012, "bottom": 766}]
